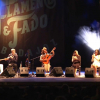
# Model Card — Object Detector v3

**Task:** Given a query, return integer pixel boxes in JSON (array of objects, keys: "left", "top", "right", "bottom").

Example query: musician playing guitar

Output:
[{"left": 40, "top": 47, "right": 56, "bottom": 75}]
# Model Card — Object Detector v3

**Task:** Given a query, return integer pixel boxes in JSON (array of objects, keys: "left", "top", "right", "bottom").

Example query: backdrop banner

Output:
[{"left": 0, "top": 0, "right": 65, "bottom": 68}]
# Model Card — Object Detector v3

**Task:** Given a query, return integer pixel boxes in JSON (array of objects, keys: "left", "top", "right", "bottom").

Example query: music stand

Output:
[{"left": 31, "top": 56, "right": 40, "bottom": 76}]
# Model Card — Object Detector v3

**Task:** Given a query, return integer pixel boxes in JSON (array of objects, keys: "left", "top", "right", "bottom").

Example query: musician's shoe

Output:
[
  {"left": 45, "top": 73, "right": 49, "bottom": 77},
  {"left": 96, "top": 73, "right": 98, "bottom": 76},
  {"left": 14, "top": 72, "right": 19, "bottom": 78}
]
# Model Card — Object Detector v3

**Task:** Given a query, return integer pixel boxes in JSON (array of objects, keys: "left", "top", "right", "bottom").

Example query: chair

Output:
[
  {"left": 71, "top": 66, "right": 81, "bottom": 75},
  {"left": 77, "top": 66, "right": 81, "bottom": 75},
  {"left": 91, "top": 64, "right": 100, "bottom": 76},
  {"left": 97, "top": 67, "right": 100, "bottom": 76}
]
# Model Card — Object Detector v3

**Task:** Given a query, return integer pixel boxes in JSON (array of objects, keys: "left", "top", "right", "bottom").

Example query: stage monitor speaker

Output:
[
  {"left": 49, "top": 67, "right": 63, "bottom": 76},
  {"left": 20, "top": 67, "right": 29, "bottom": 77},
  {"left": 65, "top": 67, "right": 75, "bottom": 77},
  {"left": 85, "top": 68, "right": 95, "bottom": 78},
  {"left": 0, "top": 67, "right": 16, "bottom": 77},
  {"left": 36, "top": 67, "right": 45, "bottom": 77}
]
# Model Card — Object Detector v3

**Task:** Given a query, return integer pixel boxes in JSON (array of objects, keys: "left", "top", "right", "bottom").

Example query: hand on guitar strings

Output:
[
  {"left": 51, "top": 50, "right": 54, "bottom": 54},
  {"left": 43, "top": 59, "right": 48, "bottom": 62}
]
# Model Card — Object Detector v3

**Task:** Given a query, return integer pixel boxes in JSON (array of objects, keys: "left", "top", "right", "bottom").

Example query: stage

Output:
[{"left": 0, "top": 71, "right": 100, "bottom": 87}]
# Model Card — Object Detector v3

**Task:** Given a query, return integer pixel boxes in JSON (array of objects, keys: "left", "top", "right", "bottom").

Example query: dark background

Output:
[
  {"left": 64, "top": 0, "right": 100, "bottom": 71},
  {"left": 0, "top": 0, "right": 100, "bottom": 71}
]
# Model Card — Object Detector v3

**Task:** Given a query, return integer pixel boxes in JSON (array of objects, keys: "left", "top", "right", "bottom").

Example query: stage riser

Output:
[{"left": 0, "top": 82, "right": 100, "bottom": 87}]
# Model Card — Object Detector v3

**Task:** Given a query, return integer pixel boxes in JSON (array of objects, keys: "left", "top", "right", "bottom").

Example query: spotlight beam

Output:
[{"left": 76, "top": 26, "right": 100, "bottom": 51}]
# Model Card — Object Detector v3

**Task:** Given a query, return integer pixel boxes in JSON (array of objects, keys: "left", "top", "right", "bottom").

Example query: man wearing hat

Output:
[{"left": 40, "top": 47, "right": 55, "bottom": 76}]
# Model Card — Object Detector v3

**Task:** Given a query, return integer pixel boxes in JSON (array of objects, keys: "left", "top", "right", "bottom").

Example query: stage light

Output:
[
  {"left": 76, "top": 26, "right": 100, "bottom": 51},
  {"left": 0, "top": 0, "right": 5, "bottom": 19}
]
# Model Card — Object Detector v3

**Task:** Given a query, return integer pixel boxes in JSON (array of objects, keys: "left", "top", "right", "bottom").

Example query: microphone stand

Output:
[{"left": 31, "top": 56, "right": 40, "bottom": 76}]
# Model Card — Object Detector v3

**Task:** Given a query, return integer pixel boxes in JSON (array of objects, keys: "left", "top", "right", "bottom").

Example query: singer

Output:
[
  {"left": 5, "top": 49, "right": 18, "bottom": 73},
  {"left": 72, "top": 50, "right": 81, "bottom": 75}
]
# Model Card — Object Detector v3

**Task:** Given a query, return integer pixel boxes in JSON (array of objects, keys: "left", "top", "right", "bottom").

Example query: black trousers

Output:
[{"left": 8, "top": 63, "right": 18, "bottom": 73}]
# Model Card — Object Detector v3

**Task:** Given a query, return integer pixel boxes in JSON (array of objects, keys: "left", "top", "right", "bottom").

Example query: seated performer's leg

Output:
[
  {"left": 91, "top": 64, "right": 93, "bottom": 68},
  {"left": 95, "top": 66, "right": 97, "bottom": 75},
  {"left": 8, "top": 63, "right": 13, "bottom": 67},
  {"left": 72, "top": 62, "right": 80, "bottom": 75},
  {"left": 47, "top": 64, "right": 50, "bottom": 73},
  {"left": 13, "top": 64, "right": 18, "bottom": 73},
  {"left": 74, "top": 68, "right": 77, "bottom": 75},
  {"left": 44, "top": 64, "right": 50, "bottom": 76},
  {"left": 44, "top": 64, "right": 48, "bottom": 73},
  {"left": 92, "top": 65, "right": 97, "bottom": 75}
]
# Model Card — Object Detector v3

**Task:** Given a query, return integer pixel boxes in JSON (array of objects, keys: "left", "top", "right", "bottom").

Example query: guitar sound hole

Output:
[{"left": 21, "top": 70, "right": 23, "bottom": 72}]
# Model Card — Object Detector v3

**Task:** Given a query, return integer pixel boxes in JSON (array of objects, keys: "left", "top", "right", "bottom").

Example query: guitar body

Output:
[
  {"left": 42, "top": 47, "right": 56, "bottom": 64},
  {"left": 42, "top": 54, "right": 52, "bottom": 64}
]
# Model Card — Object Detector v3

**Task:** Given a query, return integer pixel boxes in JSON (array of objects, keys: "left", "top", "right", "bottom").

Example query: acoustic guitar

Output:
[{"left": 42, "top": 47, "right": 56, "bottom": 64}]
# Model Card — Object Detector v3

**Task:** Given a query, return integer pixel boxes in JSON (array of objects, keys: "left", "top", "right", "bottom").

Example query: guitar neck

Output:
[{"left": 46, "top": 47, "right": 56, "bottom": 58}]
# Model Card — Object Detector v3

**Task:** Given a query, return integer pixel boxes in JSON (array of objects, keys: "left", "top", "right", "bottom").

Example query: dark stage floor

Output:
[{"left": 0, "top": 71, "right": 100, "bottom": 87}]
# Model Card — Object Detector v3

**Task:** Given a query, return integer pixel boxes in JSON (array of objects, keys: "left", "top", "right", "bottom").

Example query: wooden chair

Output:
[
  {"left": 97, "top": 67, "right": 100, "bottom": 76},
  {"left": 71, "top": 65, "right": 81, "bottom": 75},
  {"left": 77, "top": 66, "right": 81, "bottom": 75},
  {"left": 91, "top": 64, "right": 100, "bottom": 76}
]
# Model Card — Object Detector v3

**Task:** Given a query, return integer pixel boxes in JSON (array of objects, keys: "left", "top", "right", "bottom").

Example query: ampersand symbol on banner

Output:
[{"left": 3, "top": 26, "right": 11, "bottom": 36}]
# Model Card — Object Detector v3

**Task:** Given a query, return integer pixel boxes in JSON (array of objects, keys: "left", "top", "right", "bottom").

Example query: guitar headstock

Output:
[{"left": 53, "top": 47, "right": 56, "bottom": 51}]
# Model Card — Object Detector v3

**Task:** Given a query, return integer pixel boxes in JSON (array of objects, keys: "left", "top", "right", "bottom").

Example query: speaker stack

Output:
[
  {"left": 36, "top": 67, "right": 45, "bottom": 77},
  {"left": 65, "top": 67, "right": 75, "bottom": 77},
  {"left": 85, "top": 68, "right": 96, "bottom": 78},
  {"left": 0, "top": 67, "right": 16, "bottom": 77},
  {"left": 19, "top": 67, "right": 29, "bottom": 77},
  {"left": 49, "top": 67, "right": 63, "bottom": 76}
]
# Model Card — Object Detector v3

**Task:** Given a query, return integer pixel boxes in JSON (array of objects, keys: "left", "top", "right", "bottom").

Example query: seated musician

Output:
[
  {"left": 5, "top": 49, "right": 18, "bottom": 73},
  {"left": 72, "top": 50, "right": 81, "bottom": 75},
  {"left": 91, "top": 49, "right": 100, "bottom": 75},
  {"left": 40, "top": 47, "right": 55, "bottom": 75}
]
